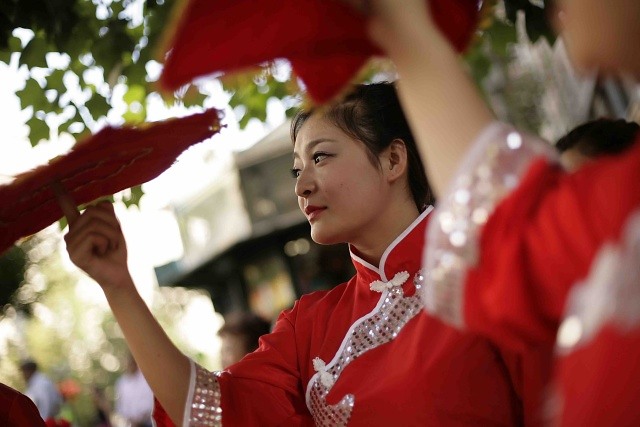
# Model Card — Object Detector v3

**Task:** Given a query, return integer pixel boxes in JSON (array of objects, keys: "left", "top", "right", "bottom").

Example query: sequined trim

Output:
[
  {"left": 556, "top": 210, "right": 640, "bottom": 353},
  {"left": 306, "top": 273, "right": 424, "bottom": 426},
  {"left": 185, "top": 362, "right": 223, "bottom": 426},
  {"left": 422, "top": 122, "right": 558, "bottom": 328}
]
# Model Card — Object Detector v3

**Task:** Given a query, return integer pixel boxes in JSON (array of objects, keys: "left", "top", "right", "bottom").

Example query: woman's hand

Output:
[
  {"left": 337, "top": 0, "right": 494, "bottom": 197},
  {"left": 55, "top": 184, "right": 132, "bottom": 291}
]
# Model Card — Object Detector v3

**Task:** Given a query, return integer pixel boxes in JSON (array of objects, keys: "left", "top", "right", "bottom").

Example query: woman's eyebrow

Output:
[{"left": 292, "top": 138, "right": 336, "bottom": 159}]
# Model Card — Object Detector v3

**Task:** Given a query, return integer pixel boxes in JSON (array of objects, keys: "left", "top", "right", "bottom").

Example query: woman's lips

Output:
[{"left": 305, "top": 205, "right": 326, "bottom": 221}]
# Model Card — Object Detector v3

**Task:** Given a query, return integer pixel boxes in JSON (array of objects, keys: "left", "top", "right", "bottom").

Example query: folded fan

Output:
[
  {"left": 0, "top": 108, "right": 222, "bottom": 255},
  {"left": 159, "top": 0, "right": 481, "bottom": 103}
]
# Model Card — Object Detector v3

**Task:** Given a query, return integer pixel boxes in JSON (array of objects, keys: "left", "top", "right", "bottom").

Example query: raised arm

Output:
[
  {"left": 346, "top": 0, "right": 495, "bottom": 196},
  {"left": 55, "top": 186, "right": 189, "bottom": 425}
]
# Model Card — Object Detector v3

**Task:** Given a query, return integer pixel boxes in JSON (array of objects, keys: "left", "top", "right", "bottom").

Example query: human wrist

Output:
[
  {"left": 369, "top": 13, "right": 447, "bottom": 62},
  {"left": 101, "top": 273, "right": 137, "bottom": 299}
]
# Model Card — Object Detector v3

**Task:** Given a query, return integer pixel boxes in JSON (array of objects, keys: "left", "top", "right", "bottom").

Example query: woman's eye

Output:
[
  {"left": 313, "top": 153, "right": 328, "bottom": 164},
  {"left": 290, "top": 168, "right": 300, "bottom": 178}
]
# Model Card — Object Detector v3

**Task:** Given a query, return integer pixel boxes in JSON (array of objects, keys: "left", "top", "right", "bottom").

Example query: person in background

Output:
[
  {"left": 555, "top": 118, "right": 640, "bottom": 171},
  {"left": 20, "top": 359, "right": 62, "bottom": 422},
  {"left": 114, "top": 354, "right": 153, "bottom": 427},
  {"left": 0, "top": 382, "right": 46, "bottom": 426},
  {"left": 91, "top": 386, "right": 112, "bottom": 427},
  {"left": 217, "top": 312, "right": 272, "bottom": 369}
]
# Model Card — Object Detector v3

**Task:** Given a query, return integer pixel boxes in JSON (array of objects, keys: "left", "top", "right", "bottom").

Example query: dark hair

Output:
[
  {"left": 556, "top": 118, "right": 639, "bottom": 156},
  {"left": 218, "top": 312, "right": 272, "bottom": 354},
  {"left": 20, "top": 360, "right": 37, "bottom": 373},
  {"left": 290, "top": 82, "right": 434, "bottom": 210}
]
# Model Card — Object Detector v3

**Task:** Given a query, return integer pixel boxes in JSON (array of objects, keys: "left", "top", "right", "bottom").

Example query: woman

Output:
[
  {"left": 59, "top": 83, "right": 534, "bottom": 426},
  {"left": 341, "top": 0, "right": 640, "bottom": 424}
]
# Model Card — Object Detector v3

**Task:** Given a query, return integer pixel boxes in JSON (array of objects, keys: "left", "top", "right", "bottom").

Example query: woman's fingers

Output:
[
  {"left": 66, "top": 206, "right": 123, "bottom": 253},
  {"left": 51, "top": 182, "right": 124, "bottom": 265},
  {"left": 52, "top": 182, "right": 81, "bottom": 227}
]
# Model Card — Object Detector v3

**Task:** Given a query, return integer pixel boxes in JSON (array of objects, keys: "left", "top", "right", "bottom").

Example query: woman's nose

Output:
[{"left": 295, "top": 168, "right": 315, "bottom": 198}]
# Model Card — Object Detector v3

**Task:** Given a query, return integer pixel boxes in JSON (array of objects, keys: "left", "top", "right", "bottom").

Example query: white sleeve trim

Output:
[
  {"left": 181, "top": 358, "right": 197, "bottom": 427},
  {"left": 556, "top": 210, "right": 640, "bottom": 353},
  {"left": 421, "top": 121, "right": 558, "bottom": 328}
]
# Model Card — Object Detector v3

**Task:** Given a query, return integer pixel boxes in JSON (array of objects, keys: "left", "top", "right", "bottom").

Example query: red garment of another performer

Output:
[
  {"left": 554, "top": 327, "right": 640, "bottom": 426},
  {"left": 423, "top": 124, "right": 640, "bottom": 352},
  {"left": 549, "top": 209, "right": 640, "bottom": 426},
  {"left": 0, "top": 382, "right": 46, "bottom": 427},
  {"left": 154, "top": 208, "right": 531, "bottom": 426},
  {"left": 159, "top": 0, "right": 480, "bottom": 104}
]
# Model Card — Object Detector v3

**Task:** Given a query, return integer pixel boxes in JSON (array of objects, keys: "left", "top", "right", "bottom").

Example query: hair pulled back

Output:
[{"left": 291, "top": 82, "right": 434, "bottom": 210}]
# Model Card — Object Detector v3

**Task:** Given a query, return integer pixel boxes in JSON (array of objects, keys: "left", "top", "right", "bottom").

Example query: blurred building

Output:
[{"left": 154, "top": 121, "right": 354, "bottom": 320}]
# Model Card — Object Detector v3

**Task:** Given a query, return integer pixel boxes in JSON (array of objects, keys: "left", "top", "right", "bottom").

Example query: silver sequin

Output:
[
  {"left": 307, "top": 274, "right": 424, "bottom": 426},
  {"left": 557, "top": 210, "right": 640, "bottom": 353},
  {"left": 422, "top": 122, "right": 558, "bottom": 328},
  {"left": 188, "top": 365, "right": 222, "bottom": 426}
]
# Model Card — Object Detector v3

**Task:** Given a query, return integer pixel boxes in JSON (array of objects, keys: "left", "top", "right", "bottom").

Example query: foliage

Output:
[
  {"left": 0, "top": 226, "right": 220, "bottom": 426},
  {"left": 0, "top": 0, "right": 554, "bottom": 230},
  {"left": 0, "top": 0, "right": 555, "bottom": 145},
  {"left": 0, "top": 245, "right": 27, "bottom": 310}
]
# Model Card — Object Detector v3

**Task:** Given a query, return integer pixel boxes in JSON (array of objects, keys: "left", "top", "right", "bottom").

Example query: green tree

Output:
[
  {"left": 0, "top": 226, "right": 221, "bottom": 426},
  {"left": 1, "top": 0, "right": 554, "bottom": 145}
]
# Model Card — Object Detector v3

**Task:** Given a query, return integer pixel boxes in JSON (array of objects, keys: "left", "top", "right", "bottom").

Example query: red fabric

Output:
[
  {"left": 154, "top": 212, "right": 545, "bottom": 426},
  {"left": 554, "top": 325, "right": 640, "bottom": 426},
  {"left": 0, "top": 382, "right": 46, "bottom": 426},
  {"left": 152, "top": 398, "right": 176, "bottom": 426},
  {"left": 463, "top": 135, "right": 640, "bottom": 352},
  {"left": 0, "top": 109, "right": 221, "bottom": 255},
  {"left": 45, "top": 418, "right": 72, "bottom": 427},
  {"left": 159, "top": 0, "right": 480, "bottom": 103}
]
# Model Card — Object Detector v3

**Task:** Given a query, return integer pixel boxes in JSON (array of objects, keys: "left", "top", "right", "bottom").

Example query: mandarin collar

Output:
[{"left": 349, "top": 206, "right": 433, "bottom": 284}]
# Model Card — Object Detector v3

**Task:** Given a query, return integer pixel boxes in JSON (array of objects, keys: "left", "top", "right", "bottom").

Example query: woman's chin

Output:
[{"left": 310, "top": 228, "right": 343, "bottom": 246}]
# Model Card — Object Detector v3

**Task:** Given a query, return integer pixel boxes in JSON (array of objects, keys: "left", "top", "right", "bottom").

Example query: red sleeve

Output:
[
  {"left": 500, "top": 344, "right": 554, "bottom": 427},
  {"left": 555, "top": 325, "right": 640, "bottom": 426},
  {"left": 154, "top": 304, "right": 314, "bottom": 427},
  {"left": 465, "top": 138, "right": 640, "bottom": 351},
  {"left": 152, "top": 397, "right": 176, "bottom": 427},
  {"left": 0, "top": 387, "right": 45, "bottom": 427},
  {"left": 216, "top": 308, "right": 313, "bottom": 426}
]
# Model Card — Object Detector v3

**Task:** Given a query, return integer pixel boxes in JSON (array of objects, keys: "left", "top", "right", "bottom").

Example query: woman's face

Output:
[
  {"left": 556, "top": 0, "right": 640, "bottom": 75},
  {"left": 293, "top": 114, "right": 390, "bottom": 246}
]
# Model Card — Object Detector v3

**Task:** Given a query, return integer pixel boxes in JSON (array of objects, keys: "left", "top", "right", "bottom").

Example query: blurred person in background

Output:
[
  {"left": 20, "top": 359, "right": 62, "bottom": 422},
  {"left": 113, "top": 354, "right": 153, "bottom": 427},
  {"left": 91, "top": 385, "right": 112, "bottom": 427},
  {"left": 556, "top": 118, "right": 640, "bottom": 171},
  {"left": 217, "top": 311, "right": 272, "bottom": 369}
]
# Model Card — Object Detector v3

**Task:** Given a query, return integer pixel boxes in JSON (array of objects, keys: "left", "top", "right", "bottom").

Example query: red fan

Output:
[
  {"left": 0, "top": 108, "right": 222, "bottom": 255},
  {"left": 159, "top": 0, "right": 481, "bottom": 104}
]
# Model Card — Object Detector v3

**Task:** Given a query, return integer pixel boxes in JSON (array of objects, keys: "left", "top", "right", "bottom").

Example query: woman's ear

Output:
[{"left": 383, "top": 138, "right": 409, "bottom": 183}]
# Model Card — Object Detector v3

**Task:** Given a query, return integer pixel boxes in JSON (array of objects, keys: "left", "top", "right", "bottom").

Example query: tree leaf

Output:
[
  {"left": 85, "top": 93, "right": 111, "bottom": 120},
  {"left": 122, "top": 185, "right": 144, "bottom": 208},
  {"left": 0, "top": 49, "right": 10, "bottom": 64},
  {"left": 26, "top": 115, "right": 50, "bottom": 147},
  {"left": 46, "top": 69, "right": 67, "bottom": 92},
  {"left": 123, "top": 84, "right": 146, "bottom": 105},
  {"left": 16, "top": 78, "right": 50, "bottom": 111},
  {"left": 19, "top": 34, "right": 50, "bottom": 68}
]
